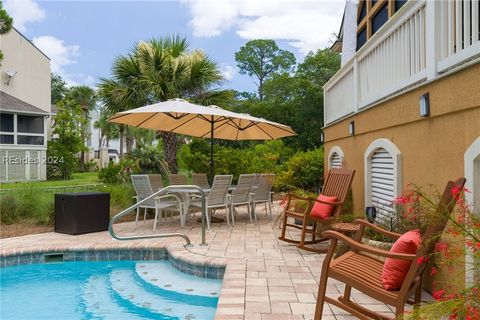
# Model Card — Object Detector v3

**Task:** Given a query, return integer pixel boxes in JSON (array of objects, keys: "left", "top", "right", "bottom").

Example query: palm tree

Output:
[
  {"left": 66, "top": 86, "right": 96, "bottom": 171},
  {"left": 94, "top": 108, "right": 119, "bottom": 149},
  {"left": 136, "top": 36, "right": 231, "bottom": 172},
  {"left": 97, "top": 54, "right": 147, "bottom": 158},
  {"left": 98, "top": 35, "right": 234, "bottom": 172}
]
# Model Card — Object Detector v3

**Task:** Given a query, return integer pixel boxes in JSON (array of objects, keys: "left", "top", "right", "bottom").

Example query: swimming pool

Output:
[{"left": 0, "top": 260, "right": 222, "bottom": 320}]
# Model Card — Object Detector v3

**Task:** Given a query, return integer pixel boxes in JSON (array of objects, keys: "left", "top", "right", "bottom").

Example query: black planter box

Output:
[{"left": 55, "top": 192, "right": 110, "bottom": 235}]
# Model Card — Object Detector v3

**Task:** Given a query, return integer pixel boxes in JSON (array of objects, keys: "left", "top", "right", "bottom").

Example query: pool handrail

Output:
[{"left": 109, "top": 185, "right": 207, "bottom": 246}]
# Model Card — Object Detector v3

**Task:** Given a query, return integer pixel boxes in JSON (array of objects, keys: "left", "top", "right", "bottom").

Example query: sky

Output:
[{"left": 4, "top": 0, "right": 345, "bottom": 93}]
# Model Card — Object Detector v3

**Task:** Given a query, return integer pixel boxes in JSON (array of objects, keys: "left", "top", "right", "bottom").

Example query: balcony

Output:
[{"left": 324, "top": 0, "right": 480, "bottom": 125}]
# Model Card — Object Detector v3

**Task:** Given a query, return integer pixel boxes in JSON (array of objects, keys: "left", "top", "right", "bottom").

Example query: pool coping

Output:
[{"left": 0, "top": 240, "right": 247, "bottom": 320}]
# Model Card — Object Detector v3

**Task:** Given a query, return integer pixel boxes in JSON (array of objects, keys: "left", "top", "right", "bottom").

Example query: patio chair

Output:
[
  {"left": 278, "top": 168, "right": 355, "bottom": 253},
  {"left": 313, "top": 177, "right": 466, "bottom": 320},
  {"left": 250, "top": 174, "right": 275, "bottom": 221},
  {"left": 131, "top": 175, "right": 182, "bottom": 231},
  {"left": 148, "top": 174, "right": 164, "bottom": 191},
  {"left": 168, "top": 174, "right": 188, "bottom": 185},
  {"left": 190, "top": 175, "right": 233, "bottom": 229},
  {"left": 228, "top": 174, "right": 255, "bottom": 225},
  {"left": 191, "top": 173, "right": 210, "bottom": 189},
  {"left": 252, "top": 173, "right": 261, "bottom": 188}
]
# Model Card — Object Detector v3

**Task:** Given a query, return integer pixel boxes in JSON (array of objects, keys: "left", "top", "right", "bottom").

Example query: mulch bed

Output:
[{"left": 1, "top": 222, "right": 53, "bottom": 239}]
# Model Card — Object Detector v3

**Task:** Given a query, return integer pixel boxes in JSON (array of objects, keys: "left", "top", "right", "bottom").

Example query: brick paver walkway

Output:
[{"left": 1, "top": 201, "right": 431, "bottom": 320}]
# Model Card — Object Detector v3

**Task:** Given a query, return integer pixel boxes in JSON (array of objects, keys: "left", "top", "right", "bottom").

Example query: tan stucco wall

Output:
[
  {"left": 0, "top": 28, "right": 51, "bottom": 112},
  {"left": 324, "top": 62, "right": 480, "bottom": 215}
]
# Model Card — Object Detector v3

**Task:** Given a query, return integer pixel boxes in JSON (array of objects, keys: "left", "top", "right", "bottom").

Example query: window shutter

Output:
[
  {"left": 330, "top": 152, "right": 342, "bottom": 169},
  {"left": 370, "top": 148, "right": 395, "bottom": 224}
]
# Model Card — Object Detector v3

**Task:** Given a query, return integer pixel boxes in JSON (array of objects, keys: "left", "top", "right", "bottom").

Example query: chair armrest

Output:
[
  {"left": 322, "top": 230, "right": 415, "bottom": 260},
  {"left": 354, "top": 219, "right": 402, "bottom": 239}
]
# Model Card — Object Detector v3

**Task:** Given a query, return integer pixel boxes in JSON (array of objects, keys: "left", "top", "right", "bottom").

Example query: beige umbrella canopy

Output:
[
  {"left": 109, "top": 98, "right": 296, "bottom": 178},
  {"left": 109, "top": 98, "right": 295, "bottom": 140}
]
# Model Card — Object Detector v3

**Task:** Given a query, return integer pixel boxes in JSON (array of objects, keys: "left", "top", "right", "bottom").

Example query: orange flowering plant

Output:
[{"left": 397, "top": 184, "right": 480, "bottom": 320}]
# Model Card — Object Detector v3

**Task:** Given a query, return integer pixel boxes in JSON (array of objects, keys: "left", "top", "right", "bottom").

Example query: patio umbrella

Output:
[{"left": 109, "top": 98, "right": 296, "bottom": 179}]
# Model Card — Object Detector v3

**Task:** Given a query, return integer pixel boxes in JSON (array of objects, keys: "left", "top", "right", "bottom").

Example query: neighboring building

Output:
[
  {"left": 0, "top": 28, "right": 51, "bottom": 182},
  {"left": 324, "top": 0, "right": 480, "bottom": 221}
]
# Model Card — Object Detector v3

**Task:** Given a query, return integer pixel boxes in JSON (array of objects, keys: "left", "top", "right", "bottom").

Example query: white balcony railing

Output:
[{"left": 324, "top": 0, "right": 480, "bottom": 126}]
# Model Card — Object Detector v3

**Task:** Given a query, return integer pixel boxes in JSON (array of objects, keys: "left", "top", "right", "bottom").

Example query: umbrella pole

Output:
[{"left": 210, "top": 116, "right": 214, "bottom": 184}]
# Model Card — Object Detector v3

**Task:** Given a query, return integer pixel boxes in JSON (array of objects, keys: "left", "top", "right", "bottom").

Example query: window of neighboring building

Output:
[
  {"left": 0, "top": 113, "right": 46, "bottom": 146},
  {"left": 364, "top": 139, "right": 402, "bottom": 226},
  {"left": 0, "top": 113, "right": 14, "bottom": 144},
  {"left": 17, "top": 115, "right": 44, "bottom": 134},
  {"left": 17, "top": 135, "right": 44, "bottom": 145},
  {"left": 0, "top": 113, "right": 14, "bottom": 132}
]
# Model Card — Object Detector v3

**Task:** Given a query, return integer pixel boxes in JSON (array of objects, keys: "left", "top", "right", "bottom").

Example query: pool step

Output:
[
  {"left": 82, "top": 274, "right": 146, "bottom": 320},
  {"left": 110, "top": 269, "right": 217, "bottom": 320},
  {"left": 135, "top": 261, "right": 221, "bottom": 298}
]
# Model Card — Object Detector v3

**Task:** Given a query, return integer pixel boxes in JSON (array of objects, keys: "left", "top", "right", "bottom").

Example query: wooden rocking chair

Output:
[
  {"left": 314, "top": 177, "right": 466, "bottom": 320},
  {"left": 278, "top": 168, "right": 355, "bottom": 253}
]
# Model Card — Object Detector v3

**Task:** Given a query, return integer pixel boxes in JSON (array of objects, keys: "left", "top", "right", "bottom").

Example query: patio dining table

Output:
[{"left": 166, "top": 185, "right": 237, "bottom": 224}]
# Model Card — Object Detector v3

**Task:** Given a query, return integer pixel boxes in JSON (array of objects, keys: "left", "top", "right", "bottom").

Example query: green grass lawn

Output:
[{"left": 0, "top": 172, "right": 101, "bottom": 190}]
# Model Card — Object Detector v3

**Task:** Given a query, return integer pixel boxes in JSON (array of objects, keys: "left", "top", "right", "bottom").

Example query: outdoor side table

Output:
[
  {"left": 331, "top": 222, "right": 360, "bottom": 235},
  {"left": 55, "top": 192, "right": 110, "bottom": 235}
]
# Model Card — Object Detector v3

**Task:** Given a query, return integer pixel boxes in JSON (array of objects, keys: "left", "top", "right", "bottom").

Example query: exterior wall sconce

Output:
[
  {"left": 420, "top": 93, "right": 430, "bottom": 117},
  {"left": 349, "top": 121, "right": 355, "bottom": 135},
  {"left": 320, "top": 132, "right": 324, "bottom": 143},
  {"left": 5, "top": 70, "right": 17, "bottom": 86}
]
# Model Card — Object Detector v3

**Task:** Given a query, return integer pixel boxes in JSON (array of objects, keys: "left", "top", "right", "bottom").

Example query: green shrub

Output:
[
  {"left": 0, "top": 190, "right": 55, "bottom": 225},
  {"left": 98, "top": 162, "right": 123, "bottom": 183},
  {"left": 46, "top": 140, "right": 79, "bottom": 180},
  {"left": 103, "top": 183, "right": 135, "bottom": 211},
  {"left": 275, "top": 147, "right": 324, "bottom": 191},
  {"left": 0, "top": 194, "right": 20, "bottom": 224}
]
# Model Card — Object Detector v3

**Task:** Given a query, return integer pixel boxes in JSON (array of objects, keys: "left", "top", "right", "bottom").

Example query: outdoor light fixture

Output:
[
  {"left": 5, "top": 70, "right": 17, "bottom": 86},
  {"left": 320, "top": 132, "right": 324, "bottom": 143},
  {"left": 349, "top": 121, "right": 355, "bottom": 135},
  {"left": 420, "top": 93, "right": 430, "bottom": 117}
]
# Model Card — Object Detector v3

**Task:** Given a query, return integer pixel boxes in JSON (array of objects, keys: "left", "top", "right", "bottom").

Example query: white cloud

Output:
[
  {"left": 3, "top": 0, "right": 46, "bottom": 32},
  {"left": 219, "top": 64, "right": 236, "bottom": 81},
  {"left": 182, "top": 0, "right": 344, "bottom": 54},
  {"left": 32, "top": 36, "right": 83, "bottom": 86}
]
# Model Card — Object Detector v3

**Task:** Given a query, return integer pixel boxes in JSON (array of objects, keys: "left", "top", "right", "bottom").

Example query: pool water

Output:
[{"left": 0, "top": 260, "right": 222, "bottom": 320}]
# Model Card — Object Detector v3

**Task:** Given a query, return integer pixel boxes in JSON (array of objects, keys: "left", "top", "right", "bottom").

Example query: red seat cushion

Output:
[
  {"left": 382, "top": 230, "right": 422, "bottom": 290},
  {"left": 310, "top": 194, "right": 338, "bottom": 220}
]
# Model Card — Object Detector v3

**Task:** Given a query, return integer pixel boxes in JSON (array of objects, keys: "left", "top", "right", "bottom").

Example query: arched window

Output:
[
  {"left": 364, "top": 139, "right": 402, "bottom": 225},
  {"left": 328, "top": 146, "right": 345, "bottom": 169}
]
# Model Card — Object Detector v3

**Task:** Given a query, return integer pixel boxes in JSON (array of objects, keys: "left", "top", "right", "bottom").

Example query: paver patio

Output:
[{"left": 0, "top": 201, "right": 432, "bottom": 320}]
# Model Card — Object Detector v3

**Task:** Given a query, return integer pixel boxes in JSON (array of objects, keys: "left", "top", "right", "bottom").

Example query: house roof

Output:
[
  {"left": 330, "top": 8, "right": 345, "bottom": 53},
  {"left": 0, "top": 92, "right": 50, "bottom": 115}
]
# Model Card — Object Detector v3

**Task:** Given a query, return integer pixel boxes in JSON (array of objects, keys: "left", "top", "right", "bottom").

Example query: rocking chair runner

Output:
[
  {"left": 314, "top": 177, "right": 467, "bottom": 320},
  {"left": 278, "top": 168, "right": 355, "bottom": 253}
]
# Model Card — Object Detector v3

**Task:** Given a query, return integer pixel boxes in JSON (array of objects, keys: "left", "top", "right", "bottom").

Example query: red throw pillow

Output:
[
  {"left": 310, "top": 194, "right": 338, "bottom": 220},
  {"left": 382, "top": 230, "right": 422, "bottom": 290}
]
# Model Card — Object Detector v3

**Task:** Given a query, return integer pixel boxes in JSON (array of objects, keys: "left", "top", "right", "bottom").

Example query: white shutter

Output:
[
  {"left": 370, "top": 148, "right": 395, "bottom": 224},
  {"left": 330, "top": 152, "right": 342, "bottom": 169}
]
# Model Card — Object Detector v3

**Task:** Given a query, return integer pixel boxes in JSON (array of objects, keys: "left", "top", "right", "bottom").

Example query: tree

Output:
[
  {"left": 66, "top": 86, "right": 97, "bottom": 171},
  {"left": 48, "top": 99, "right": 86, "bottom": 180},
  {"left": 235, "top": 39, "right": 296, "bottom": 100},
  {"left": 51, "top": 74, "right": 69, "bottom": 105},
  {"left": 94, "top": 108, "right": 119, "bottom": 149},
  {"left": 0, "top": 1, "right": 13, "bottom": 63},
  {"left": 97, "top": 54, "right": 148, "bottom": 159},
  {"left": 235, "top": 48, "right": 340, "bottom": 150}
]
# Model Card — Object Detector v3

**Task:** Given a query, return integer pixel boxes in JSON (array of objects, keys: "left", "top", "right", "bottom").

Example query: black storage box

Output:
[{"left": 55, "top": 192, "right": 110, "bottom": 235}]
